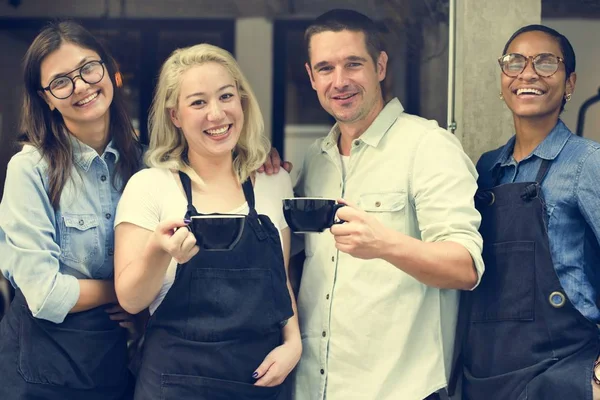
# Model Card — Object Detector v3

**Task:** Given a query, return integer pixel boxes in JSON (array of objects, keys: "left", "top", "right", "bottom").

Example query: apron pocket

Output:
[
  {"left": 161, "top": 374, "right": 281, "bottom": 400},
  {"left": 188, "top": 268, "right": 277, "bottom": 340},
  {"left": 472, "top": 241, "right": 535, "bottom": 322},
  {"left": 17, "top": 308, "right": 128, "bottom": 389}
]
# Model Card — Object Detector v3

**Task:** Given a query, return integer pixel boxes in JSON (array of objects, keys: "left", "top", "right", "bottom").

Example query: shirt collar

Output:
[
  {"left": 320, "top": 97, "right": 404, "bottom": 152},
  {"left": 69, "top": 134, "right": 119, "bottom": 171},
  {"left": 490, "top": 119, "right": 571, "bottom": 170}
]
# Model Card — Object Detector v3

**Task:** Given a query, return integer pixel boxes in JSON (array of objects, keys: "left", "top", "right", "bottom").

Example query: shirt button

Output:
[
  {"left": 326, "top": 294, "right": 330, "bottom": 300},
  {"left": 105, "top": 213, "right": 112, "bottom": 219},
  {"left": 78, "top": 219, "right": 84, "bottom": 226},
  {"left": 375, "top": 201, "right": 381, "bottom": 207},
  {"left": 108, "top": 248, "right": 114, "bottom": 256},
  {"left": 320, "top": 369, "right": 325, "bottom": 375},
  {"left": 322, "top": 331, "right": 326, "bottom": 337},
  {"left": 331, "top": 256, "right": 335, "bottom": 262},
  {"left": 100, "top": 175, "right": 107, "bottom": 182},
  {"left": 353, "top": 140, "right": 360, "bottom": 146}
]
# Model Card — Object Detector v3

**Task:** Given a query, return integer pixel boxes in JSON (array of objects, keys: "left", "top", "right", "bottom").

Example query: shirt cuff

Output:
[
  {"left": 447, "top": 238, "right": 485, "bottom": 290},
  {"left": 32, "top": 273, "right": 80, "bottom": 323}
]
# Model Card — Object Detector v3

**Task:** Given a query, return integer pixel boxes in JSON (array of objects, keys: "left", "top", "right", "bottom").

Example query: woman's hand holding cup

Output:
[{"left": 152, "top": 218, "right": 199, "bottom": 264}]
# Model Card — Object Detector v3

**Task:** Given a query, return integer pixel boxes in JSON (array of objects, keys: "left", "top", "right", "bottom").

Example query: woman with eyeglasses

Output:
[
  {"left": 450, "top": 24, "right": 600, "bottom": 400},
  {"left": 0, "top": 21, "right": 142, "bottom": 399}
]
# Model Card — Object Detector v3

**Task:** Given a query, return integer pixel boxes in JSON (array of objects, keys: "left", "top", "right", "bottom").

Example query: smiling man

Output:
[{"left": 292, "top": 9, "right": 484, "bottom": 400}]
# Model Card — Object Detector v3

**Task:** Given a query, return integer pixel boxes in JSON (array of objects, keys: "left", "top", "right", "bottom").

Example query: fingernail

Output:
[
  {"left": 184, "top": 218, "right": 191, "bottom": 224},
  {"left": 252, "top": 372, "right": 258, "bottom": 378}
]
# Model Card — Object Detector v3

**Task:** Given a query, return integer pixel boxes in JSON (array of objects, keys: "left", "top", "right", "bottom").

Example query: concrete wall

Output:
[
  {"left": 543, "top": 18, "right": 600, "bottom": 142},
  {"left": 454, "top": 0, "right": 541, "bottom": 162},
  {"left": 235, "top": 18, "right": 273, "bottom": 140},
  {"left": 419, "top": 21, "right": 449, "bottom": 129}
]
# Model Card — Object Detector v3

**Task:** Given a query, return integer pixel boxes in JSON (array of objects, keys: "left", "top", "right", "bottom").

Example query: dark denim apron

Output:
[
  {"left": 133, "top": 172, "right": 294, "bottom": 400},
  {"left": 0, "top": 290, "right": 131, "bottom": 399},
  {"left": 450, "top": 160, "right": 600, "bottom": 400}
]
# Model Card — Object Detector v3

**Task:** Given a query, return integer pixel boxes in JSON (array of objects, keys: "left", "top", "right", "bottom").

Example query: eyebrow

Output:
[
  {"left": 48, "top": 57, "right": 93, "bottom": 82},
  {"left": 185, "top": 84, "right": 235, "bottom": 99},
  {"left": 313, "top": 55, "right": 369, "bottom": 70}
]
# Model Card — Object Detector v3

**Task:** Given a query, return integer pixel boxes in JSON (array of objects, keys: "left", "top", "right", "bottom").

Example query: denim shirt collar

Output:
[
  {"left": 320, "top": 97, "right": 403, "bottom": 152},
  {"left": 69, "top": 134, "right": 119, "bottom": 171},
  {"left": 490, "top": 119, "right": 571, "bottom": 170}
]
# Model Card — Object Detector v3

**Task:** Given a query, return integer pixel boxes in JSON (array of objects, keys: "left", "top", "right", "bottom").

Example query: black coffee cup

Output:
[
  {"left": 282, "top": 198, "right": 345, "bottom": 233},
  {"left": 188, "top": 214, "right": 245, "bottom": 251}
]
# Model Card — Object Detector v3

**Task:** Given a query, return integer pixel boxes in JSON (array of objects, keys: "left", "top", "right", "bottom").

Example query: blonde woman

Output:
[{"left": 113, "top": 44, "right": 301, "bottom": 399}]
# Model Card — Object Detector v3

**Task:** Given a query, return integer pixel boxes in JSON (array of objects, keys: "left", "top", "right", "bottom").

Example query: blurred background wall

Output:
[{"left": 0, "top": 0, "right": 598, "bottom": 183}]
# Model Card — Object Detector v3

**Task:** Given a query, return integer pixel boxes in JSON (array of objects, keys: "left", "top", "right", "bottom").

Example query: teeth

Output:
[
  {"left": 76, "top": 92, "right": 98, "bottom": 106},
  {"left": 205, "top": 126, "right": 229, "bottom": 136},
  {"left": 517, "top": 88, "right": 543, "bottom": 95}
]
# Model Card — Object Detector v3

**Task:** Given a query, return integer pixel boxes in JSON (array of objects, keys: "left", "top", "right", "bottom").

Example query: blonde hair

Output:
[{"left": 145, "top": 43, "right": 269, "bottom": 184}]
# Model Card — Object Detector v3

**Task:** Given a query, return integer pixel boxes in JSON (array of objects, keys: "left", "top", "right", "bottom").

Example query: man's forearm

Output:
[{"left": 380, "top": 229, "right": 478, "bottom": 290}]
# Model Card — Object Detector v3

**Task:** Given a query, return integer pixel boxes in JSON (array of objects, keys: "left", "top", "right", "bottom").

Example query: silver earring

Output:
[
  {"left": 499, "top": 92, "right": 504, "bottom": 100},
  {"left": 565, "top": 93, "right": 572, "bottom": 102}
]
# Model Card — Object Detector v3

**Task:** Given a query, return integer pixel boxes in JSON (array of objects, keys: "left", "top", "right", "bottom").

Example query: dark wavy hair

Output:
[
  {"left": 20, "top": 20, "right": 142, "bottom": 208},
  {"left": 502, "top": 24, "right": 576, "bottom": 113}
]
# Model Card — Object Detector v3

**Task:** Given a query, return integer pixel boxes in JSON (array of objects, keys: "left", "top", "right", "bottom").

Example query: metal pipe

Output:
[
  {"left": 447, "top": 0, "right": 457, "bottom": 133},
  {"left": 576, "top": 87, "right": 600, "bottom": 137}
]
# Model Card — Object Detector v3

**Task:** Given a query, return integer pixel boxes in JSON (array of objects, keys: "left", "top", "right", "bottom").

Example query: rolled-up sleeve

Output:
[
  {"left": 0, "top": 154, "right": 79, "bottom": 323},
  {"left": 411, "top": 129, "right": 485, "bottom": 288}
]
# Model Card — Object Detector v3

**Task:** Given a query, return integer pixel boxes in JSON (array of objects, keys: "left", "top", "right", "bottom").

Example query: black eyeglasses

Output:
[
  {"left": 41, "top": 60, "right": 106, "bottom": 99},
  {"left": 498, "top": 53, "right": 564, "bottom": 78}
]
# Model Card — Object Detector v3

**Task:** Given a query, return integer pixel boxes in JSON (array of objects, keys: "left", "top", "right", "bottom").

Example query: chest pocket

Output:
[
  {"left": 359, "top": 192, "right": 406, "bottom": 228},
  {"left": 59, "top": 213, "right": 101, "bottom": 264}
]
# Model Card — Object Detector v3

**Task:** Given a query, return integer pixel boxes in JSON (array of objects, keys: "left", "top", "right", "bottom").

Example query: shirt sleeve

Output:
[
  {"left": 290, "top": 143, "right": 319, "bottom": 256},
  {"left": 271, "top": 170, "right": 294, "bottom": 230},
  {"left": 292, "top": 139, "right": 320, "bottom": 198},
  {"left": 576, "top": 148, "right": 600, "bottom": 247},
  {"left": 114, "top": 168, "right": 162, "bottom": 232},
  {"left": 0, "top": 153, "right": 80, "bottom": 323},
  {"left": 411, "top": 129, "right": 485, "bottom": 289}
]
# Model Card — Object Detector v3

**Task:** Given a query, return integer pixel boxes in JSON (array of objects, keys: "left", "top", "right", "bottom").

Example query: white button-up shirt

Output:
[{"left": 293, "top": 98, "right": 484, "bottom": 400}]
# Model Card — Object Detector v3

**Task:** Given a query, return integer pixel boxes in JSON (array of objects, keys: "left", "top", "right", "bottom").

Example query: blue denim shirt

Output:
[
  {"left": 477, "top": 120, "right": 600, "bottom": 323},
  {"left": 0, "top": 138, "right": 125, "bottom": 323}
]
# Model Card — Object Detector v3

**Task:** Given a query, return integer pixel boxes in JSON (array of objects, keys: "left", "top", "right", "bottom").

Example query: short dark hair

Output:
[
  {"left": 304, "top": 9, "right": 385, "bottom": 66},
  {"left": 502, "top": 24, "right": 576, "bottom": 112}
]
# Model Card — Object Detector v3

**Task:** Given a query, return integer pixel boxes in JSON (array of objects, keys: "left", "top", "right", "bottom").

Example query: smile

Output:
[
  {"left": 514, "top": 88, "right": 545, "bottom": 96},
  {"left": 332, "top": 93, "right": 357, "bottom": 100},
  {"left": 74, "top": 91, "right": 99, "bottom": 106},
  {"left": 204, "top": 124, "right": 231, "bottom": 137}
]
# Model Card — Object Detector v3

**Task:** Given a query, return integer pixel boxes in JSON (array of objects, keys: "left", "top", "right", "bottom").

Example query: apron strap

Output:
[
  {"left": 241, "top": 179, "right": 269, "bottom": 238},
  {"left": 493, "top": 156, "right": 552, "bottom": 187},
  {"left": 179, "top": 171, "right": 257, "bottom": 218},
  {"left": 521, "top": 159, "right": 552, "bottom": 201},
  {"left": 492, "top": 164, "right": 502, "bottom": 187},
  {"left": 178, "top": 171, "right": 199, "bottom": 218},
  {"left": 241, "top": 178, "right": 256, "bottom": 214},
  {"left": 535, "top": 159, "right": 552, "bottom": 184}
]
